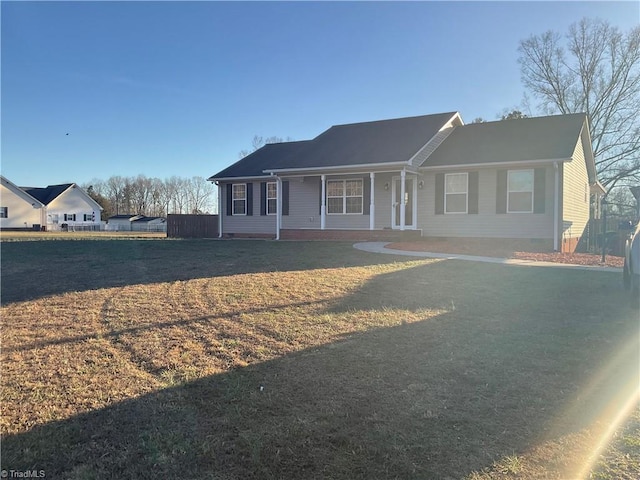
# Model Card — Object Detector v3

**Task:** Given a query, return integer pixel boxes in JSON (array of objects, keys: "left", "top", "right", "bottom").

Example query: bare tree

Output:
[
  {"left": 518, "top": 18, "right": 640, "bottom": 192},
  {"left": 105, "top": 176, "right": 126, "bottom": 215},
  {"left": 238, "top": 135, "right": 293, "bottom": 158},
  {"left": 186, "top": 176, "right": 216, "bottom": 214}
]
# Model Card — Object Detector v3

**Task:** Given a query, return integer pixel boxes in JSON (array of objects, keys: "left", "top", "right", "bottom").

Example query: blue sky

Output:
[{"left": 2, "top": 1, "right": 638, "bottom": 187}]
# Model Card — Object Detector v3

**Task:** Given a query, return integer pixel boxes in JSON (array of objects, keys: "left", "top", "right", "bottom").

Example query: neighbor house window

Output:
[
  {"left": 507, "top": 169, "right": 534, "bottom": 213},
  {"left": 64, "top": 213, "right": 76, "bottom": 221},
  {"left": 445, "top": 173, "right": 468, "bottom": 214},
  {"left": 232, "top": 184, "right": 246, "bottom": 215},
  {"left": 327, "top": 179, "right": 363, "bottom": 214},
  {"left": 0, "top": 207, "right": 7, "bottom": 218},
  {"left": 267, "top": 182, "right": 277, "bottom": 215}
]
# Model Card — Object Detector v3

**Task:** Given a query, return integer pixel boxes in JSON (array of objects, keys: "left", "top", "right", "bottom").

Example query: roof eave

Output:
[
  {"left": 208, "top": 174, "right": 273, "bottom": 182},
  {"left": 264, "top": 161, "right": 410, "bottom": 175},
  {"left": 420, "top": 157, "right": 572, "bottom": 171}
]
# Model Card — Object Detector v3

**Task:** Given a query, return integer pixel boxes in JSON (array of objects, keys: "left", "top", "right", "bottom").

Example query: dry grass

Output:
[{"left": 1, "top": 238, "right": 638, "bottom": 479}]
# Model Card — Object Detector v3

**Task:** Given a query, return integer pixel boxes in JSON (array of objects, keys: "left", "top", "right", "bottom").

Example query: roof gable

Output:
[
  {"left": 422, "top": 113, "right": 588, "bottom": 168},
  {"left": 0, "top": 176, "right": 45, "bottom": 207}
]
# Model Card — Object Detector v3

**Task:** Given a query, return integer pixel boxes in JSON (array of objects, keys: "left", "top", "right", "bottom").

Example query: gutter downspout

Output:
[
  {"left": 216, "top": 181, "right": 223, "bottom": 238},
  {"left": 554, "top": 162, "right": 560, "bottom": 251},
  {"left": 275, "top": 174, "right": 281, "bottom": 240},
  {"left": 369, "top": 172, "right": 375, "bottom": 231}
]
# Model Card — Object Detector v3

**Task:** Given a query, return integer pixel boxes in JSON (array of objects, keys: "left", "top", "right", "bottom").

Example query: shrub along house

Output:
[{"left": 208, "top": 112, "right": 605, "bottom": 252}]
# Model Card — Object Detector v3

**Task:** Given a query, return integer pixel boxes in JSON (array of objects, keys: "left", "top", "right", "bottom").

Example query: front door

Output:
[{"left": 392, "top": 176, "right": 415, "bottom": 229}]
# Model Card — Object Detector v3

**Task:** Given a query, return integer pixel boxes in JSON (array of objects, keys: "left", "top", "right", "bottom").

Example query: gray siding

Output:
[
  {"left": 418, "top": 167, "right": 555, "bottom": 239},
  {"left": 282, "top": 177, "right": 321, "bottom": 229},
  {"left": 220, "top": 181, "right": 276, "bottom": 235}
]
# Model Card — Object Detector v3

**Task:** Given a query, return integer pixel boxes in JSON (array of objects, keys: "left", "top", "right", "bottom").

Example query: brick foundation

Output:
[{"left": 280, "top": 229, "right": 423, "bottom": 242}]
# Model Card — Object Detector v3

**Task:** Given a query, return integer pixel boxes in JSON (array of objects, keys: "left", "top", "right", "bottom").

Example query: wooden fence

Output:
[{"left": 167, "top": 214, "right": 218, "bottom": 238}]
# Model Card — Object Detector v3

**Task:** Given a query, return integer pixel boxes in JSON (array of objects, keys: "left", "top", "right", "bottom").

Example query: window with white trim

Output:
[
  {"left": 64, "top": 213, "right": 76, "bottom": 221},
  {"left": 445, "top": 173, "right": 468, "bottom": 214},
  {"left": 507, "top": 169, "right": 534, "bottom": 213},
  {"left": 232, "top": 184, "right": 246, "bottom": 215},
  {"left": 0, "top": 207, "right": 7, "bottom": 218},
  {"left": 267, "top": 182, "right": 277, "bottom": 215},
  {"left": 327, "top": 179, "right": 363, "bottom": 214}
]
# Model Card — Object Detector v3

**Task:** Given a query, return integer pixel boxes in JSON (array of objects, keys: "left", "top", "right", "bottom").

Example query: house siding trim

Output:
[{"left": 420, "top": 157, "right": 571, "bottom": 171}]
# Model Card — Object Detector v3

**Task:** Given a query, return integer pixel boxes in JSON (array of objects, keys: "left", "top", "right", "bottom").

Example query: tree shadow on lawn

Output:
[
  {"left": 3, "top": 261, "right": 638, "bottom": 479},
  {"left": 0, "top": 239, "right": 414, "bottom": 304}
]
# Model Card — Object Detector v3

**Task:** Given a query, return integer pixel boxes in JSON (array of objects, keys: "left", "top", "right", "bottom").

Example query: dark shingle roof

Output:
[
  {"left": 209, "top": 141, "right": 311, "bottom": 180},
  {"left": 209, "top": 112, "right": 457, "bottom": 179},
  {"left": 422, "top": 113, "right": 587, "bottom": 168},
  {"left": 23, "top": 184, "right": 73, "bottom": 205},
  {"left": 274, "top": 112, "right": 457, "bottom": 170}
]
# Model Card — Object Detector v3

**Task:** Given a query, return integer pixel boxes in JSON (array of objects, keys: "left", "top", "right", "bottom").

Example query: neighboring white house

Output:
[
  {"left": 0, "top": 176, "right": 46, "bottom": 229},
  {"left": 0, "top": 176, "right": 103, "bottom": 231}
]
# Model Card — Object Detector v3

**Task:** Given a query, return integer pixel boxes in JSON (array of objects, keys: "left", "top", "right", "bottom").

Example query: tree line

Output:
[{"left": 82, "top": 175, "right": 217, "bottom": 220}]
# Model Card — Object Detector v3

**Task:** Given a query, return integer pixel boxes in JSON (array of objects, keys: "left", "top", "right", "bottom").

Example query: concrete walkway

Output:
[{"left": 353, "top": 242, "right": 622, "bottom": 273}]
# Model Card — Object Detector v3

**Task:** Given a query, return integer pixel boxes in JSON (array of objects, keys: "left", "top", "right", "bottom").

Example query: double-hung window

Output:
[
  {"left": 507, "top": 169, "right": 534, "bottom": 213},
  {"left": 267, "top": 182, "right": 277, "bottom": 215},
  {"left": 64, "top": 213, "right": 76, "bottom": 221},
  {"left": 232, "top": 184, "right": 247, "bottom": 215},
  {"left": 327, "top": 179, "right": 363, "bottom": 214},
  {"left": 445, "top": 173, "right": 468, "bottom": 214},
  {"left": 0, "top": 207, "right": 7, "bottom": 218}
]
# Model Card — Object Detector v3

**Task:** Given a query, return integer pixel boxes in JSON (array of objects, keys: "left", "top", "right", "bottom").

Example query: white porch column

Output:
[
  {"left": 369, "top": 172, "right": 375, "bottom": 230},
  {"left": 320, "top": 174, "right": 326, "bottom": 230},
  {"left": 276, "top": 176, "right": 282, "bottom": 240},
  {"left": 400, "top": 169, "right": 406, "bottom": 231},
  {"left": 554, "top": 162, "right": 560, "bottom": 251},
  {"left": 217, "top": 182, "right": 223, "bottom": 238}
]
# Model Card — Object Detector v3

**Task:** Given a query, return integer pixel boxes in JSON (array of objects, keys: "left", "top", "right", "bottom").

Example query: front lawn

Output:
[{"left": 1, "top": 239, "right": 638, "bottom": 479}]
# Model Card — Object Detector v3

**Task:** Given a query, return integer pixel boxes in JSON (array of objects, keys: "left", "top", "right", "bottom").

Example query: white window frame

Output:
[
  {"left": 326, "top": 179, "right": 363, "bottom": 215},
  {"left": 0, "top": 207, "right": 7, "bottom": 218},
  {"left": 507, "top": 169, "right": 534, "bottom": 213},
  {"left": 266, "top": 182, "right": 277, "bottom": 216},
  {"left": 444, "top": 173, "right": 468, "bottom": 214},
  {"left": 64, "top": 213, "right": 76, "bottom": 222},
  {"left": 232, "top": 184, "right": 247, "bottom": 216}
]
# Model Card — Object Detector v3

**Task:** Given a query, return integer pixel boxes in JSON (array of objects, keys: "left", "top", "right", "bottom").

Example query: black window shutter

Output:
[
  {"left": 496, "top": 170, "right": 507, "bottom": 214},
  {"left": 534, "top": 168, "right": 546, "bottom": 213},
  {"left": 468, "top": 171, "right": 479, "bottom": 214},
  {"left": 246, "top": 183, "right": 253, "bottom": 216},
  {"left": 363, "top": 177, "right": 370, "bottom": 215},
  {"left": 435, "top": 173, "right": 444, "bottom": 215},
  {"left": 319, "top": 178, "right": 323, "bottom": 215},
  {"left": 226, "top": 184, "right": 233, "bottom": 216},
  {"left": 282, "top": 181, "right": 290, "bottom": 216},
  {"left": 260, "top": 182, "right": 267, "bottom": 216}
]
